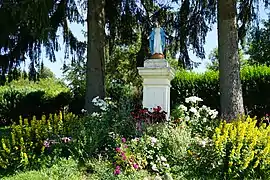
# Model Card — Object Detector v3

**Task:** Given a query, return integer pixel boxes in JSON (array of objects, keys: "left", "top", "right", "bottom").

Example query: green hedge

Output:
[
  {"left": 0, "top": 78, "right": 72, "bottom": 125},
  {"left": 171, "top": 65, "right": 270, "bottom": 118}
]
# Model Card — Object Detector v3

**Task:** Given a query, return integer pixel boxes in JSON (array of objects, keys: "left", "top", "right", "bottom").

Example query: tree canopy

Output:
[
  {"left": 247, "top": 16, "right": 270, "bottom": 66},
  {"left": 0, "top": 0, "right": 85, "bottom": 84}
]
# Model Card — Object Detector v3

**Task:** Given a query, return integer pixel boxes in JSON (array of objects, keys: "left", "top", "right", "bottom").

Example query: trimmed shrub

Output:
[
  {"left": 0, "top": 78, "right": 72, "bottom": 125},
  {"left": 171, "top": 65, "right": 270, "bottom": 118}
]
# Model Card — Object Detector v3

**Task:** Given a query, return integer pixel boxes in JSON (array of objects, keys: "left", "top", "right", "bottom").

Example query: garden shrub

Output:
[
  {"left": 0, "top": 112, "right": 78, "bottom": 173},
  {"left": 70, "top": 96, "right": 138, "bottom": 164},
  {"left": 85, "top": 158, "right": 151, "bottom": 180},
  {"left": 146, "top": 124, "right": 192, "bottom": 167},
  {"left": 212, "top": 117, "right": 270, "bottom": 179},
  {"left": 184, "top": 135, "right": 220, "bottom": 179},
  {"left": 171, "top": 96, "right": 219, "bottom": 138},
  {"left": 0, "top": 78, "right": 72, "bottom": 125},
  {"left": 131, "top": 106, "right": 167, "bottom": 135},
  {"left": 68, "top": 79, "right": 142, "bottom": 115},
  {"left": 112, "top": 134, "right": 173, "bottom": 179},
  {"left": 171, "top": 65, "right": 270, "bottom": 118}
]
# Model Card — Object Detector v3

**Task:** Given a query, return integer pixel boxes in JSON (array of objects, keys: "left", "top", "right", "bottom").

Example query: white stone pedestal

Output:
[{"left": 137, "top": 59, "right": 175, "bottom": 119}]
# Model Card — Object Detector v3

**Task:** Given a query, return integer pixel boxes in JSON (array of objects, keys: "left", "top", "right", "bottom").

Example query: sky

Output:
[{"left": 25, "top": 2, "right": 269, "bottom": 78}]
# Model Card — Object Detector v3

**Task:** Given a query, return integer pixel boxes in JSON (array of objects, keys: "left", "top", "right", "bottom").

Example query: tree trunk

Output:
[
  {"left": 85, "top": 0, "right": 106, "bottom": 113},
  {"left": 218, "top": 0, "right": 245, "bottom": 121}
]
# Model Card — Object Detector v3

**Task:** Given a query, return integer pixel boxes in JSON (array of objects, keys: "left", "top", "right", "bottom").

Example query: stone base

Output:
[
  {"left": 150, "top": 53, "right": 164, "bottom": 59},
  {"left": 137, "top": 60, "right": 175, "bottom": 120}
]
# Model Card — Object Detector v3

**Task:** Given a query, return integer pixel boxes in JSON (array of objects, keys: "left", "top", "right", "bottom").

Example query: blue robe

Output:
[{"left": 149, "top": 27, "right": 166, "bottom": 55}]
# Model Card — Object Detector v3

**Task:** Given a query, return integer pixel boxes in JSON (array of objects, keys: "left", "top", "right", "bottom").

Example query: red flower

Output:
[{"left": 153, "top": 106, "right": 162, "bottom": 112}]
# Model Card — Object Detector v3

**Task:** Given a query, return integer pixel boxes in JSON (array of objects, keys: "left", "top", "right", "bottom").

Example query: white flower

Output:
[
  {"left": 151, "top": 137, "right": 158, "bottom": 144},
  {"left": 201, "top": 105, "right": 208, "bottom": 110},
  {"left": 184, "top": 116, "right": 190, "bottom": 121},
  {"left": 97, "top": 99, "right": 106, "bottom": 107},
  {"left": 100, "top": 104, "right": 108, "bottom": 111},
  {"left": 91, "top": 112, "right": 100, "bottom": 117},
  {"left": 152, "top": 164, "right": 158, "bottom": 172},
  {"left": 189, "top": 107, "right": 197, "bottom": 114},
  {"left": 132, "top": 137, "right": 140, "bottom": 142},
  {"left": 201, "top": 140, "right": 206, "bottom": 147},
  {"left": 185, "top": 96, "right": 203, "bottom": 103},
  {"left": 178, "top": 104, "right": 187, "bottom": 112},
  {"left": 202, "top": 117, "right": 207, "bottom": 122},
  {"left": 92, "top": 96, "right": 99, "bottom": 103},
  {"left": 92, "top": 97, "right": 109, "bottom": 111},
  {"left": 209, "top": 110, "right": 218, "bottom": 119},
  {"left": 81, "top": 109, "right": 87, "bottom": 113},
  {"left": 160, "top": 156, "right": 167, "bottom": 162}
]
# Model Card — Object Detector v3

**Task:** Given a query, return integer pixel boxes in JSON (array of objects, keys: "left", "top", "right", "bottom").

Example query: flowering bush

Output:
[
  {"left": 112, "top": 137, "right": 147, "bottom": 175},
  {"left": 131, "top": 106, "right": 167, "bottom": 134},
  {"left": 212, "top": 117, "right": 270, "bottom": 179},
  {"left": 112, "top": 134, "right": 171, "bottom": 177},
  {"left": 171, "top": 96, "right": 219, "bottom": 137},
  {"left": 138, "top": 136, "right": 170, "bottom": 175},
  {"left": 185, "top": 135, "right": 220, "bottom": 179},
  {"left": 71, "top": 96, "right": 138, "bottom": 164},
  {"left": 0, "top": 112, "right": 77, "bottom": 172}
]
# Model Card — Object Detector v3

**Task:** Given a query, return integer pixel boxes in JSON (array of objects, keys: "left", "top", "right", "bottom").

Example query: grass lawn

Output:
[
  {"left": 2, "top": 158, "right": 86, "bottom": 180},
  {"left": 1, "top": 158, "right": 153, "bottom": 180}
]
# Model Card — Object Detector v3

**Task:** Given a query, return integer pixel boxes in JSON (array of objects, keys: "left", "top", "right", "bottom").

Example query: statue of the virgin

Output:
[{"left": 148, "top": 21, "right": 167, "bottom": 59}]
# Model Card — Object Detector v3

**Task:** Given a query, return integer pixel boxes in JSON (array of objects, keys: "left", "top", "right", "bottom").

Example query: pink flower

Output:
[
  {"left": 121, "top": 152, "right": 127, "bottom": 160},
  {"left": 133, "top": 164, "right": 139, "bottom": 169},
  {"left": 114, "top": 168, "right": 121, "bottom": 175},
  {"left": 121, "top": 138, "right": 126, "bottom": 143},
  {"left": 124, "top": 145, "right": 128, "bottom": 148},
  {"left": 115, "top": 147, "right": 121, "bottom": 152}
]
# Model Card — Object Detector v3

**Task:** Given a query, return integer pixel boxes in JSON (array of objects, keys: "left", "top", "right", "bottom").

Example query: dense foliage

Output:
[
  {"left": 247, "top": 17, "right": 270, "bottom": 66},
  {"left": 171, "top": 65, "right": 270, "bottom": 118},
  {"left": 0, "top": 112, "right": 77, "bottom": 175},
  {"left": 0, "top": 94, "right": 269, "bottom": 179},
  {"left": 0, "top": 0, "right": 85, "bottom": 84},
  {"left": 213, "top": 117, "right": 270, "bottom": 179},
  {"left": 0, "top": 78, "right": 71, "bottom": 125}
]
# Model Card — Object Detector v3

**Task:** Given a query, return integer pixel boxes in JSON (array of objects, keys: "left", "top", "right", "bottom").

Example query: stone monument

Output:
[{"left": 138, "top": 21, "right": 175, "bottom": 119}]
